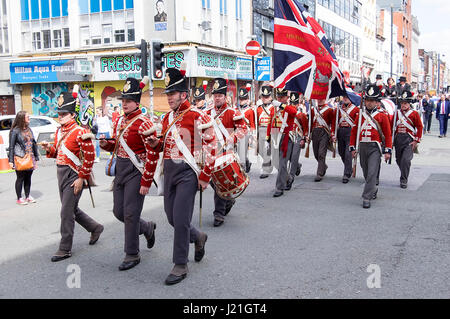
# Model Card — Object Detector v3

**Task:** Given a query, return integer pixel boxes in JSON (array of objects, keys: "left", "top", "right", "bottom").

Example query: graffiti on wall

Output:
[
  {"left": 75, "top": 87, "right": 95, "bottom": 129},
  {"left": 32, "top": 83, "right": 68, "bottom": 117}
]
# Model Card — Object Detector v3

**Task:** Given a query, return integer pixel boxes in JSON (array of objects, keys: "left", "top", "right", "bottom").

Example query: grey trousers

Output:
[
  {"left": 276, "top": 134, "right": 294, "bottom": 191},
  {"left": 337, "top": 127, "right": 353, "bottom": 178},
  {"left": 210, "top": 182, "right": 235, "bottom": 221},
  {"left": 259, "top": 127, "right": 280, "bottom": 174},
  {"left": 394, "top": 133, "right": 414, "bottom": 184},
  {"left": 289, "top": 138, "right": 302, "bottom": 180},
  {"left": 164, "top": 160, "right": 201, "bottom": 265},
  {"left": 359, "top": 142, "right": 381, "bottom": 200},
  {"left": 312, "top": 128, "right": 329, "bottom": 177},
  {"left": 57, "top": 165, "right": 100, "bottom": 252},
  {"left": 237, "top": 134, "right": 250, "bottom": 166},
  {"left": 113, "top": 157, "right": 151, "bottom": 256}
]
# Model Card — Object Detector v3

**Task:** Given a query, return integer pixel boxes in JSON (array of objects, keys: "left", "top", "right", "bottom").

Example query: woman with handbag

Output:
[{"left": 8, "top": 111, "right": 40, "bottom": 205}]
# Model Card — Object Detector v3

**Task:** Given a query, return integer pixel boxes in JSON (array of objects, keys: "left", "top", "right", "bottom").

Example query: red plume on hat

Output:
[
  {"left": 140, "top": 76, "right": 149, "bottom": 89},
  {"left": 245, "top": 83, "right": 252, "bottom": 92},
  {"left": 411, "top": 92, "right": 415, "bottom": 96},
  {"left": 72, "top": 84, "right": 79, "bottom": 99},
  {"left": 224, "top": 73, "right": 229, "bottom": 85},
  {"left": 202, "top": 80, "right": 208, "bottom": 91},
  {"left": 180, "top": 61, "right": 187, "bottom": 77}
]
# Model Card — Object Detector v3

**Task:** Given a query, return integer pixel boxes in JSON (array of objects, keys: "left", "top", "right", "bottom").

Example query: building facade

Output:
[{"left": 7, "top": 0, "right": 254, "bottom": 117}]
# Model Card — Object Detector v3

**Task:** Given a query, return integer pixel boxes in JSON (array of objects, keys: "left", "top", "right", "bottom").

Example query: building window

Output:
[
  {"left": 32, "top": 31, "right": 41, "bottom": 50},
  {"left": 114, "top": 29, "right": 125, "bottom": 42},
  {"left": 53, "top": 29, "right": 62, "bottom": 47},
  {"left": 103, "top": 24, "right": 112, "bottom": 44},
  {"left": 92, "top": 36, "right": 102, "bottom": 45},
  {"left": 80, "top": 27, "right": 90, "bottom": 46},
  {"left": 63, "top": 28, "right": 70, "bottom": 47},
  {"left": 127, "top": 22, "right": 135, "bottom": 42}
]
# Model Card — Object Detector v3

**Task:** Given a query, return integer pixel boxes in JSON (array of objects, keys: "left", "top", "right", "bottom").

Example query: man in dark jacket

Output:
[
  {"left": 396, "top": 76, "right": 411, "bottom": 96},
  {"left": 436, "top": 94, "right": 450, "bottom": 138},
  {"left": 421, "top": 95, "right": 435, "bottom": 134}
]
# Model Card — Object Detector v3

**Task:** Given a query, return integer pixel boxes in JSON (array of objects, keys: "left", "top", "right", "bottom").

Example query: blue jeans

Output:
[{"left": 96, "top": 132, "right": 111, "bottom": 158}]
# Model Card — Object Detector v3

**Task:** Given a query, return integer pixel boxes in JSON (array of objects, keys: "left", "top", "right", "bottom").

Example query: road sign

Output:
[
  {"left": 255, "top": 57, "right": 271, "bottom": 81},
  {"left": 246, "top": 40, "right": 261, "bottom": 56}
]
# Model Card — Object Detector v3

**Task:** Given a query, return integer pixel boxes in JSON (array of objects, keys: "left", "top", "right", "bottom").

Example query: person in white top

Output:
[{"left": 94, "top": 107, "right": 112, "bottom": 162}]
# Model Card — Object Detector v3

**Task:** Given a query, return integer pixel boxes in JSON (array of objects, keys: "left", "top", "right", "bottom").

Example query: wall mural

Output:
[
  {"left": 75, "top": 87, "right": 95, "bottom": 130},
  {"left": 31, "top": 83, "right": 68, "bottom": 118}
]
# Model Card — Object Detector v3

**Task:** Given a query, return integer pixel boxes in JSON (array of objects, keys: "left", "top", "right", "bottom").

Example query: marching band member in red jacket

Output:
[
  {"left": 100, "top": 77, "right": 157, "bottom": 271},
  {"left": 145, "top": 68, "right": 216, "bottom": 285},
  {"left": 336, "top": 96, "right": 359, "bottom": 183},
  {"left": 392, "top": 90, "right": 423, "bottom": 189},
  {"left": 309, "top": 99, "right": 336, "bottom": 182},
  {"left": 204, "top": 78, "right": 248, "bottom": 227},
  {"left": 41, "top": 91, "right": 104, "bottom": 262},
  {"left": 287, "top": 92, "right": 309, "bottom": 189},
  {"left": 237, "top": 86, "right": 255, "bottom": 173},
  {"left": 350, "top": 85, "right": 392, "bottom": 209}
]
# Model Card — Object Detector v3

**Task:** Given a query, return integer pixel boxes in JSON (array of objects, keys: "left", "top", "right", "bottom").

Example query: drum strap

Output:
[
  {"left": 210, "top": 107, "right": 230, "bottom": 147},
  {"left": 167, "top": 111, "right": 200, "bottom": 176}
]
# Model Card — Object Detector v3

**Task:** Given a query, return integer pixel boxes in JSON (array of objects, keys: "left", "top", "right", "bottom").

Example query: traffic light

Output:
[
  {"left": 151, "top": 40, "right": 164, "bottom": 80},
  {"left": 135, "top": 39, "right": 148, "bottom": 78}
]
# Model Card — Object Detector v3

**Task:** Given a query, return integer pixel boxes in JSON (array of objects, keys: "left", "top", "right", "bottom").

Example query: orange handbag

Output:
[{"left": 14, "top": 153, "right": 34, "bottom": 171}]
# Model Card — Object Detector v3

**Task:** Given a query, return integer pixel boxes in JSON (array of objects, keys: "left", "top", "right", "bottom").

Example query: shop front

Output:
[{"left": 9, "top": 59, "right": 89, "bottom": 118}]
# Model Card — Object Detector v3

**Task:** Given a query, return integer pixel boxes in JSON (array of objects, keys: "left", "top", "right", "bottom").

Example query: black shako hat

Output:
[
  {"left": 289, "top": 92, "right": 300, "bottom": 104},
  {"left": 376, "top": 74, "right": 382, "bottom": 80},
  {"left": 211, "top": 78, "right": 228, "bottom": 95},
  {"left": 261, "top": 86, "right": 273, "bottom": 97},
  {"left": 239, "top": 87, "right": 249, "bottom": 99},
  {"left": 119, "top": 77, "right": 144, "bottom": 103},
  {"left": 276, "top": 87, "right": 288, "bottom": 97},
  {"left": 365, "top": 84, "right": 381, "bottom": 100},
  {"left": 57, "top": 92, "right": 77, "bottom": 113},
  {"left": 164, "top": 68, "right": 188, "bottom": 93},
  {"left": 398, "top": 90, "right": 414, "bottom": 102},
  {"left": 399, "top": 76, "right": 407, "bottom": 83},
  {"left": 193, "top": 87, "right": 205, "bottom": 100}
]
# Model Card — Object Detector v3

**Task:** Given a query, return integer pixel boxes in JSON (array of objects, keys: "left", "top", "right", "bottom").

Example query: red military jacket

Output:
[
  {"left": 292, "top": 107, "right": 309, "bottom": 138},
  {"left": 392, "top": 108, "right": 423, "bottom": 142},
  {"left": 241, "top": 105, "right": 256, "bottom": 131},
  {"left": 350, "top": 107, "right": 393, "bottom": 152},
  {"left": 47, "top": 119, "right": 95, "bottom": 180},
  {"left": 337, "top": 104, "right": 359, "bottom": 129},
  {"left": 205, "top": 104, "right": 248, "bottom": 147},
  {"left": 149, "top": 100, "right": 216, "bottom": 183},
  {"left": 265, "top": 104, "right": 298, "bottom": 139},
  {"left": 101, "top": 108, "right": 157, "bottom": 188},
  {"left": 257, "top": 103, "right": 273, "bottom": 127},
  {"left": 310, "top": 104, "right": 336, "bottom": 136}
]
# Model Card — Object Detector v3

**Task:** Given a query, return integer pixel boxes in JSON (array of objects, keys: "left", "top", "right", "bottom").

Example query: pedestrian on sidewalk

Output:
[
  {"left": 94, "top": 107, "right": 112, "bottom": 162},
  {"left": 40, "top": 91, "right": 104, "bottom": 262},
  {"left": 421, "top": 95, "right": 435, "bottom": 134},
  {"left": 436, "top": 94, "right": 450, "bottom": 138},
  {"left": 8, "top": 111, "right": 40, "bottom": 205}
]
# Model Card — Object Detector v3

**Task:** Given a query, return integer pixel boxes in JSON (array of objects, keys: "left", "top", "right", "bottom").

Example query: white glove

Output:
[
  {"left": 272, "top": 100, "right": 281, "bottom": 108},
  {"left": 256, "top": 99, "right": 263, "bottom": 107},
  {"left": 265, "top": 140, "right": 270, "bottom": 151}
]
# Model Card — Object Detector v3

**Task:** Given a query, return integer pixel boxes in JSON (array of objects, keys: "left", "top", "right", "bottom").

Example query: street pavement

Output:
[{"left": 0, "top": 120, "right": 449, "bottom": 299}]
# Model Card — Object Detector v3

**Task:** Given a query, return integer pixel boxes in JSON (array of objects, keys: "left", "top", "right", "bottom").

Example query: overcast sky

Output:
[{"left": 412, "top": 0, "right": 450, "bottom": 64}]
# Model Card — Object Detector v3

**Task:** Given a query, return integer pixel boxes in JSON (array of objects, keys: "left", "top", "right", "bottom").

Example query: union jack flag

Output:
[{"left": 274, "top": 0, "right": 346, "bottom": 100}]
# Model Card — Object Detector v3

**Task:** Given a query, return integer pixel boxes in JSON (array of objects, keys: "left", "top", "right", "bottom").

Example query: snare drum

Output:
[{"left": 211, "top": 151, "right": 249, "bottom": 200}]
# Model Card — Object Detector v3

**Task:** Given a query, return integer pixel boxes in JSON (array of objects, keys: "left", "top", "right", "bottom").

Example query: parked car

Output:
[{"left": 0, "top": 115, "right": 60, "bottom": 155}]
